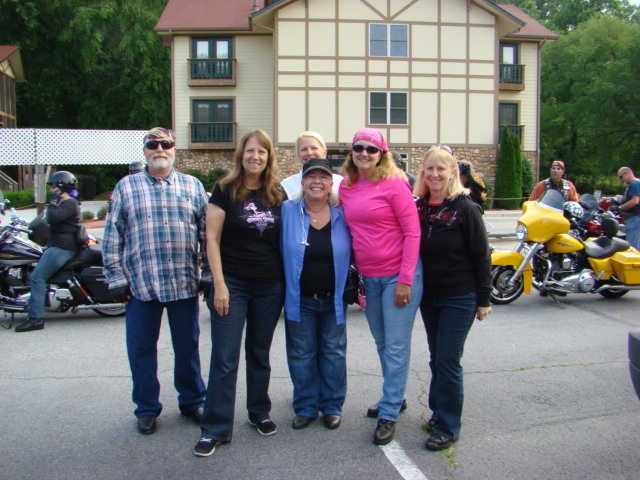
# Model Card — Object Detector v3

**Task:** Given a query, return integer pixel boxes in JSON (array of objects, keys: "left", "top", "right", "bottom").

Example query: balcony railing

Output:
[
  {"left": 189, "top": 122, "right": 236, "bottom": 149},
  {"left": 499, "top": 125, "right": 523, "bottom": 142},
  {"left": 188, "top": 59, "right": 236, "bottom": 86},
  {"left": 499, "top": 64, "right": 524, "bottom": 90}
]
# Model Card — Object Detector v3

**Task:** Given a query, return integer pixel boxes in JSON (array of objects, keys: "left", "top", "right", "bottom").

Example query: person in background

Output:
[
  {"left": 392, "top": 151, "right": 416, "bottom": 188},
  {"left": 281, "top": 158, "right": 351, "bottom": 431},
  {"left": 129, "top": 161, "right": 144, "bottom": 175},
  {"left": 195, "top": 130, "right": 285, "bottom": 457},
  {"left": 457, "top": 160, "right": 487, "bottom": 213},
  {"left": 281, "top": 131, "right": 343, "bottom": 198},
  {"left": 103, "top": 127, "right": 209, "bottom": 436},
  {"left": 339, "top": 128, "right": 422, "bottom": 446},
  {"left": 15, "top": 171, "right": 81, "bottom": 332},
  {"left": 414, "top": 145, "right": 492, "bottom": 451},
  {"left": 616, "top": 167, "right": 640, "bottom": 250},
  {"left": 529, "top": 160, "right": 578, "bottom": 202}
]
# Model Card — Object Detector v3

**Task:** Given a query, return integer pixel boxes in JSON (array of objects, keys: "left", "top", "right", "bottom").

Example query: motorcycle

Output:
[
  {"left": 0, "top": 193, "right": 125, "bottom": 326},
  {"left": 490, "top": 189, "right": 640, "bottom": 304}
]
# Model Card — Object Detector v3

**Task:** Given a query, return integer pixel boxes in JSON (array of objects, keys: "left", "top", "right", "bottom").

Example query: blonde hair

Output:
[
  {"left": 296, "top": 131, "right": 327, "bottom": 157},
  {"left": 414, "top": 147, "right": 465, "bottom": 200},
  {"left": 219, "top": 130, "right": 283, "bottom": 205},
  {"left": 341, "top": 150, "right": 406, "bottom": 187}
]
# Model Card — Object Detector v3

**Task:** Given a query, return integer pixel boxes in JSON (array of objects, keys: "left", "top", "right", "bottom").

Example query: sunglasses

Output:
[
  {"left": 352, "top": 144, "right": 380, "bottom": 154},
  {"left": 145, "top": 140, "right": 175, "bottom": 150},
  {"left": 619, "top": 174, "right": 625, "bottom": 180},
  {"left": 428, "top": 144, "right": 453, "bottom": 155}
]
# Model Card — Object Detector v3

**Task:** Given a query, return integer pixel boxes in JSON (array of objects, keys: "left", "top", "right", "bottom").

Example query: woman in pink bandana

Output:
[{"left": 339, "top": 128, "right": 422, "bottom": 446}]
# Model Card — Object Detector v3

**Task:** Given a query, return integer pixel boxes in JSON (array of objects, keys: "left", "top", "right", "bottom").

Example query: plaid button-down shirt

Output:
[{"left": 103, "top": 169, "right": 210, "bottom": 303}]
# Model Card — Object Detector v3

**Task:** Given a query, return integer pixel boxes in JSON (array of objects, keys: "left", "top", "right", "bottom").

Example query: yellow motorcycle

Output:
[{"left": 490, "top": 190, "right": 640, "bottom": 304}]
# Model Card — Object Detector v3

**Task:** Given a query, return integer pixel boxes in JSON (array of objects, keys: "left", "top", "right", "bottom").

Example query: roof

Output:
[
  {"left": 0, "top": 45, "right": 25, "bottom": 81},
  {"left": 497, "top": 4, "right": 559, "bottom": 40},
  {"left": 155, "top": 0, "right": 258, "bottom": 33}
]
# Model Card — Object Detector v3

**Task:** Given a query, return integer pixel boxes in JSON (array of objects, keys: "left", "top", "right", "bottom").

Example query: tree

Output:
[
  {"left": 541, "top": 15, "right": 640, "bottom": 174},
  {"left": 0, "top": 0, "right": 170, "bottom": 129},
  {"left": 494, "top": 128, "right": 523, "bottom": 209}
]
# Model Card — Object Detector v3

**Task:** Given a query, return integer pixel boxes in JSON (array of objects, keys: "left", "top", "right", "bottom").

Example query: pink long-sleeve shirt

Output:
[{"left": 339, "top": 174, "right": 420, "bottom": 285}]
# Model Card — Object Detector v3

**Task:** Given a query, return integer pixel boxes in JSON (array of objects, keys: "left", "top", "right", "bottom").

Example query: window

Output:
[
  {"left": 499, "top": 43, "right": 523, "bottom": 84},
  {"left": 500, "top": 43, "right": 518, "bottom": 64},
  {"left": 191, "top": 99, "right": 234, "bottom": 144},
  {"left": 499, "top": 102, "right": 522, "bottom": 141},
  {"left": 370, "top": 92, "right": 407, "bottom": 125},
  {"left": 370, "top": 24, "right": 408, "bottom": 57},
  {"left": 191, "top": 37, "right": 233, "bottom": 80}
]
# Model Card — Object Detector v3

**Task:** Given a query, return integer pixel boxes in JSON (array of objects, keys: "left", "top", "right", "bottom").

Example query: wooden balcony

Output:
[
  {"left": 499, "top": 124, "right": 523, "bottom": 143},
  {"left": 499, "top": 64, "right": 525, "bottom": 91},
  {"left": 188, "top": 59, "right": 236, "bottom": 86},
  {"left": 188, "top": 122, "right": 236, "bottom": 149}
]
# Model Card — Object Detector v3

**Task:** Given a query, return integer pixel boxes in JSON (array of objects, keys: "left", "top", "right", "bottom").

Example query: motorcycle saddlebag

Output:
[
  {"left": 79, "top": 266, "right": 112, "bottom": 303},
  {"left": 611, "top": 251, "right": 640, "bottom": 284}
]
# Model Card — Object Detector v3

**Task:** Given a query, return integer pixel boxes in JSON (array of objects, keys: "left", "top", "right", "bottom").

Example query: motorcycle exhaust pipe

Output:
[
  {"left": 594, "top": 285, "right": 640, "bottom": 293},
  {"left": 71, "top": 303, "right": 126, "bottom": 311}
]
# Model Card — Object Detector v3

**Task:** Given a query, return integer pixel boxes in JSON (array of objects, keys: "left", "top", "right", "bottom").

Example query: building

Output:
[
  {"left": 154, "top": 0, "right": 557, "bottom": 184},
  {"left": 0, "top": 45, "right": 26, "bottom": 190}
]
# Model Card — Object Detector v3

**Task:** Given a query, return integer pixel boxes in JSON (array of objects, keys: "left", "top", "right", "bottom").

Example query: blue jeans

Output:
[
  {"left": 28, "top": 246, "right": 77, "bottom": 318},
  {"left": 362, "top": 260, "right": 423, "bottom": 421},
  {"left": 625, "top": 215, "right": 640, "bottom": 251},
  {"left": 285, "top": 294, "right": 347, "bottom": 418},
  {"left": 125, "top": 296, "right": 205, "bottom": 418},
  {"left": 200, "top": 275, "right": 284, "bottom": 442},
  {"left": 420, "top": 292, "right": 477, "bottom": 440}
]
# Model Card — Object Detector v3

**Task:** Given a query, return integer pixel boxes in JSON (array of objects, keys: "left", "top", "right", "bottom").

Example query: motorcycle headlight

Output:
[{"left": 516, "top": 223, "right": 528, "bottom": 240}]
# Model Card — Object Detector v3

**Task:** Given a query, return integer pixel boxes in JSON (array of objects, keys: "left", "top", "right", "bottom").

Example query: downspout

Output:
[{"left": 536, "top": 39, "right": 545, "bottom": 182}]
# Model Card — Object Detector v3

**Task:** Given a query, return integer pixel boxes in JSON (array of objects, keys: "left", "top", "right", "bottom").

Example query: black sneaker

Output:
[
  {"left": 250, "top": 419, "right": 277, "bottom": 436},
  {"left": 193, "top": 436, "right": 220, "bottom": 457},
  {"left": 373, "top": 419, "right": 396, "bottom": 445},
  {"left": 425, "top": 432, "right": 457, "bottom": 451}
]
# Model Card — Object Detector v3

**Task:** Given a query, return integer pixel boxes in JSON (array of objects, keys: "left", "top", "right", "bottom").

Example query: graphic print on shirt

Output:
[
  {"left": 241, "top": 200, "right": 278, "bottom": 235},
  {"left": 427, "top": 206, "right": 458, "bottom": 227}
]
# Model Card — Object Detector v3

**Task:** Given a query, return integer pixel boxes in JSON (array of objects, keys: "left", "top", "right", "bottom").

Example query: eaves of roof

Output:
[
  {"left": 155, "top": 0, "right": 258, "bottom": 33},
  {"left": 497, "top": 3, "right": 559, "bottom": 41},
  {"left": 0, "top": 45, "right": 25, "bottom": 82}
]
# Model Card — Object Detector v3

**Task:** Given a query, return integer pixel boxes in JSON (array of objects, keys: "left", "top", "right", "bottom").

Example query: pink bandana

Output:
[{"left": 352, "top": 128, "right": 389, "bottom": 153}]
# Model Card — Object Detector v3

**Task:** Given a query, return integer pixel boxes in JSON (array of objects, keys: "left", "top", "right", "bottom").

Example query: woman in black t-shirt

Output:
[{"left": 195, "top": 130, "right": 285, "bottom": 457}]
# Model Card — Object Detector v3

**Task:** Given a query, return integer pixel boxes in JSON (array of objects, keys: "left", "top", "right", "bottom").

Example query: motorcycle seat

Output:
[
  {"left": 583, "top": 236, "right": 630, "bottom": 259},
  {"left": 60, "top": 244, "right": 104, "bottom": 272}
]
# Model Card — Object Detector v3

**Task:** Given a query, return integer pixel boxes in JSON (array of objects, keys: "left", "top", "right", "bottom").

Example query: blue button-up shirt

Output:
[{"left": 103, "top": 169, "right": 210, "bottom": 302}]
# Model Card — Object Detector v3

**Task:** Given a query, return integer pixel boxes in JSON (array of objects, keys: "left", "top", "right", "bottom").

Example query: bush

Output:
[
  {"left": 97, "top": 205, "right": 109, "bottom": 220},
  {"left": 77, "top": 174, "right": 97, "bottom": 200},
  {"left": 2, "top": 189, "right": 35, "bottom": 208},
  {"left": 574, "top": 175, "right": 627, "bottom": 196},
  {"left": 184, "top": 168, "right": 228, "bottom": 192},
  {"left": 484, "top": 182, "right": 493, "bottom": 210},
  {"left": 494, "top": 128, "right": 523, "bottom": 209},
  {"left": 521, "top": 156, "right": 535, "bottom": 199},
  {"left": 81, "top": 210, "right": 95, "bottom": 222}
]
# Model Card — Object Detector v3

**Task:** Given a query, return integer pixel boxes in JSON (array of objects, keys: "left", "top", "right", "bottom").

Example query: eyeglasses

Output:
[
  {"left": 352, "top": 144, "right": 380, "bottom": 154},
  {"left": 619, "top": 173, "right": 626, "bottom": 180},
  {"left": 428, "top": 144, "right": 453, "bottom": 155},
  {"left": 145, "top": 140, "right": 175, "bottom": 150}
]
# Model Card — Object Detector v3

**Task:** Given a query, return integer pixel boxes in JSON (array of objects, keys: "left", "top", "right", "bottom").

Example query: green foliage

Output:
[
  {"left": 574, "top": 175, "right": 628, "bottom": 195},
  {"left": 494, "top": 128, "right": 523, "bottom": 209},
  {"left": 521, "top": 157, "right": 536, "bottom": 198},
  {"left": 183, "top": 168, "right": 228, "bottom": 192},
  {"left": 72, "top": 165, "right": 127, "bottom": 196},
  {"left": 76, "top": 174, "right": 97, "bottom": 200},
  {"left": 81, "top": 210, "right": 95, "bottom": 222},
  {"left": 484, "top": 181, "right": 493, "bottom": 210},
  {"left": 2, "top": 190, "right": 35, "bottom": 208},
  {"left": 96, "top": 205, "right": 109, "bottom": 220}
]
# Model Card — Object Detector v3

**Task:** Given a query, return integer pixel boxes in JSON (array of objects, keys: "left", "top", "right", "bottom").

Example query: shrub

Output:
[
  {"left": 77, "top": 174, "right": 97, "bottom": 200},
  {"left": 484, "top": 181, "right": 493, "bottom": 210},
  {"left": 81, "top": 210, "right": 95, "bottom": 222},
  {"left": 521, "top": 156, "right": 535, "bottom": 199},
  {"left": 2, "top": 189, "right": 35, "bottom": 208},
  {"left": 184, "top": 168, "right": 228, "bottom": 192},
  {"left": 96, "top": 205, "right": 109, "bottom": 220},
  {"left": 494, "top": 128, "right": 522, "bottom": 209}
]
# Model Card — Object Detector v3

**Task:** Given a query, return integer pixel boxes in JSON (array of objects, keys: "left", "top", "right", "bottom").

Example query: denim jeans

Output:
[
  {"left": 200, "top": 275, "right": 284, "bottom": 442},
  {"left": 625, "top": 215, "right": 640, "bottom": 251},
  {"left": 125, "top": 296, "right": 205, "bottom": 418},
  {"left": 285, "top": 294, "right": 347, "bottom": 418},
  {"left": 28, "top": 246, "right": 77, "bottom": 318},
  {"left": 420, "top": 292, "right": 477, "bottom": 440},
  {"left": 362, "top": 259, "right": 423, "bottom": 421}
]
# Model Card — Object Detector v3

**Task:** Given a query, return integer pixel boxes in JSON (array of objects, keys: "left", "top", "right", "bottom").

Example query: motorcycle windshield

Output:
[
  {"left": 537, "top": 189, "right": 565, "bottom": 211},
  {"left": 578, "top": 194, "right": 598, "bottom": 221}
]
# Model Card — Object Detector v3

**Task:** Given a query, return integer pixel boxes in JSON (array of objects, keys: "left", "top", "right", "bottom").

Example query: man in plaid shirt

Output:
[{"left": 103, "top": 127, "right": 211, "bottom": 435}]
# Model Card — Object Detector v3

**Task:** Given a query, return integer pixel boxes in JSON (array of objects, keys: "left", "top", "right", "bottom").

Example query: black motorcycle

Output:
[{"left": 0, "top": 192, "right": 125, "bottom": 327}]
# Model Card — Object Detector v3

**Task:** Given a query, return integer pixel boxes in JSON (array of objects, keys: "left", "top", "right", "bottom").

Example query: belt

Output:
[{"left": 304, "top": 291, "right": 333, "bottom": 300}]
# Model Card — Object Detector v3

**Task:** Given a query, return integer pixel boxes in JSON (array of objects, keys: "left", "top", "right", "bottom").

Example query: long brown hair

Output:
[{"left": 219, "top": 130, "right": 283, "bottom": 205}]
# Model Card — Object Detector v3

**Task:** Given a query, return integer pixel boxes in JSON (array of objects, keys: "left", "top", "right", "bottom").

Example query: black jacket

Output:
[
  {"left": 47, "top": 197, "right": 81, "bottom": 251},
  {"left": 418, "top": 194, "right": 492, "bottom": 307}
]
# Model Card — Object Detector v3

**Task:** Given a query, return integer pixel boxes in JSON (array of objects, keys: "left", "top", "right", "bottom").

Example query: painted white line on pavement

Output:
[{"left": 380, "top": 441, "right": 429, "bottom": 480}]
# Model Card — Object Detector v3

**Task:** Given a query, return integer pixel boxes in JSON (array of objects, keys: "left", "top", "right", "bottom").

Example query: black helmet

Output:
[
  {"left": 47, "top": 171, "right": 78, "bottom": 192},
  {"left": 129, "top": 161, "right": 144, "bottom": 174}
]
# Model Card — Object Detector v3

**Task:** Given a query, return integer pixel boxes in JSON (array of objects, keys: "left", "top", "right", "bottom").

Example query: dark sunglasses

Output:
[
  {"left": 145, "top": 140, "right": 175, "bottom": 150},
  {"left": 352, "top": 144, "right": 380, "bottom": 154},
  {"left": 428, "top": 144, "right": 453, "bottom": 155}
]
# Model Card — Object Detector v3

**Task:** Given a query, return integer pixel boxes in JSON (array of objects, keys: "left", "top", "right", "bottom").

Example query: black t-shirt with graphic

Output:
[{"left": 210, "top": 183, "right": 283, "bottom": 283}]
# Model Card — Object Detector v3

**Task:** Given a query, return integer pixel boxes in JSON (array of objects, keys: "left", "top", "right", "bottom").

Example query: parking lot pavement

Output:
[{"left": 2, "top": 285, "right": 639, "bottom": 480}]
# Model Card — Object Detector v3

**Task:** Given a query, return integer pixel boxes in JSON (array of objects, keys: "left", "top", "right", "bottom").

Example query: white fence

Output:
[{"left": 0, "top": 128, "right": 149, "bottom": 165}]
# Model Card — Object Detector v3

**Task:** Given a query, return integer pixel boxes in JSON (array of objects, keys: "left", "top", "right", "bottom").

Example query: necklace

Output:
[{"left": 306, "top": 203, "right": 328, "bottom": 222}]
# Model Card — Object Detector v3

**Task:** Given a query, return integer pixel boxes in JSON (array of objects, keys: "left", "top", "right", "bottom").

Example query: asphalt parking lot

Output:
[{"left": 1, "top": 204, "right": 639, "bottom": 479}]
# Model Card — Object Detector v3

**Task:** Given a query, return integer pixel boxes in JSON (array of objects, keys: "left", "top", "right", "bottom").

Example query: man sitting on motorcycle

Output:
[
  {"left": 15, "top": 171, "right": 81, "bottom": 332},
  {"left": 529, "top": 160, "right": 579, "bottom": 202}
]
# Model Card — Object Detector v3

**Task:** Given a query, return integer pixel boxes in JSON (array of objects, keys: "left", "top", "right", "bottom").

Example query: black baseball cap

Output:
[{"left": 302, "top": 158, "right": 333, "bottom": 177}]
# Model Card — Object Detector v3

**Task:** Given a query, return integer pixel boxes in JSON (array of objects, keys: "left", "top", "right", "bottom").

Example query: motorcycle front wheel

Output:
[
  {"left": 92, "top": 307, "right": 126, "bottom": 317},
  {"left": 490, "top": 266, "right": 524, "bottom": 304}
]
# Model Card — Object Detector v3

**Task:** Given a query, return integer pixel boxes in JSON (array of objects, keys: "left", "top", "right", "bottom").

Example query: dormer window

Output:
[{"left": 370, "top": 24, "right": 408, "bottom": 57}]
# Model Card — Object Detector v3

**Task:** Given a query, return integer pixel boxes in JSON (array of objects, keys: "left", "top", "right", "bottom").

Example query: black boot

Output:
[{"left": 15, "top": 318, "right": 44, "bottom": 332}]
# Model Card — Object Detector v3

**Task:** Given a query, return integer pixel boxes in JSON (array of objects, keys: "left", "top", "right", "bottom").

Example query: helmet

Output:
[
  {"left": 47, "top": 171, "right": 78, "bottom": 192},
  {"left": 129, "top": 161, "right": 144, "bottom": 174},
  {"left": 563, "top": 201, "right": 584, "bottom": 221}
]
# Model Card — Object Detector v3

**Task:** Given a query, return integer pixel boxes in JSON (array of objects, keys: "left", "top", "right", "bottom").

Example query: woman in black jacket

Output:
[
  {"left": 15, "top": 171, "right": 81, "bottom": 332},
  {"left": 414, "top": 146, "right": 492, "bottom": 450}
]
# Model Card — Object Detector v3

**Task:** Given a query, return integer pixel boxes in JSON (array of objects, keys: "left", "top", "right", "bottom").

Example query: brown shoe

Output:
[{"left": 373, "top": 419, "right": 396, "bottom": 445}]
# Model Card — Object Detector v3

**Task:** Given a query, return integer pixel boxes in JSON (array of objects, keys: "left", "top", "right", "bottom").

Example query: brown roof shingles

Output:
[
  {"left": 498, "top": 4, "right": 559, "bottom": 40},
  {"left": 155, "top": 0, "right": 258, "bottom": 32}
]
